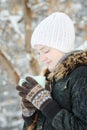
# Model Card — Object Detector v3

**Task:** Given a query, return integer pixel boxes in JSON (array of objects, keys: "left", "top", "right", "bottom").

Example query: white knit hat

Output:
[{"left": 31, "top": 12, "right": 75, "bottom": 53}]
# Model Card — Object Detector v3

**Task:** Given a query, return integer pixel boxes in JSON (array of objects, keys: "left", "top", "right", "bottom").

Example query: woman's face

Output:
[{"left": 34, "top": 45, "right": 65, "bottom": 72}]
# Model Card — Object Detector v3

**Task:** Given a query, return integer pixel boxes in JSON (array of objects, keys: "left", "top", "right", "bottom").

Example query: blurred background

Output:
[{"left": 0, "top": 0, "right": 87, "bottom": 129}]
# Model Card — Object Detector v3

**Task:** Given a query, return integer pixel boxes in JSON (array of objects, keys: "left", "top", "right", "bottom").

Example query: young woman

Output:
[{"left": 16, "top": 12, "right": 87, "bottom": 130}]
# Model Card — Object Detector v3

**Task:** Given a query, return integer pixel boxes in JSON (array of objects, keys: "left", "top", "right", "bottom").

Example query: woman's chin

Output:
[{"left": 48, "top": 65, "right": 55, "bottom": 72}]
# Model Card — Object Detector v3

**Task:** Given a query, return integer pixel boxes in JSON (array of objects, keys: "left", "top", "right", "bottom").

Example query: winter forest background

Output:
[{"left": 0, "top": 0, "right": 87, "bottom": 129}]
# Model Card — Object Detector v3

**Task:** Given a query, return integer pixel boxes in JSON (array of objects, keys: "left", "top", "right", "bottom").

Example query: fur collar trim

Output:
[{"left": 46, "top": 50, "right": 87, "bottom": 81}]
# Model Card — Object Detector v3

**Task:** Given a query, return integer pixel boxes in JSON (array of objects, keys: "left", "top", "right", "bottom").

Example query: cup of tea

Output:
[
  {"left": 31, "top": 75, "right": 46, "bottom": 88},
  {"left": 18, "top": 75, "right": 46, "bottom": 88}
]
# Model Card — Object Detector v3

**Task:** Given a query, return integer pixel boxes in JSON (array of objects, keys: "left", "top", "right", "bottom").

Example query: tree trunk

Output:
[{"left": 24, "top": 0, "right": 40, "bottom": 75}]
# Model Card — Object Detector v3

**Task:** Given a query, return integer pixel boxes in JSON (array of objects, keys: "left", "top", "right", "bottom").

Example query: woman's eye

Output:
[{"left": 43, "top": 49, "right": 50, "bottom": 53}]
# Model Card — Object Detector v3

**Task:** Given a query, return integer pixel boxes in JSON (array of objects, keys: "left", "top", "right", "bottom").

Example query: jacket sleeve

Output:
[
  {"left": 22, "top": 112, "right": 37, "bottom": 130},
  {"left": 41, "top": 67, "right": 87, "bottom": 130}
]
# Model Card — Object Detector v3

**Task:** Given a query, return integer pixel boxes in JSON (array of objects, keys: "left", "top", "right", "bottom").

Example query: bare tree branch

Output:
[{"left": 0, "top": 49, "right": 20, "bottom": 84}]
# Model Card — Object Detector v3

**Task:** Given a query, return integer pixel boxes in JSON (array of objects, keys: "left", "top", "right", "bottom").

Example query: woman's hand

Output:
[
  {"left": 16, "top": 78, "right": 37, "bottom": 117},
  {"left": 21, "top": 98, "right": 36, "bottom": 117},
  {"left": 16, "top": 76, "right": 52, "bottom": 110}
]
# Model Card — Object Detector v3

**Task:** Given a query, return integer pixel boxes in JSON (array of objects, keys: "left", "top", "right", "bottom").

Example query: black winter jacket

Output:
[{"left": 23, "top": 50, "right": 87, "bottom": 130}]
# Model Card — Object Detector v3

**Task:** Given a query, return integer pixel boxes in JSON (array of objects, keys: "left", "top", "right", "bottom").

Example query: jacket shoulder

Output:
[{"left": 69, "top": 65, "right": 87, "bottom": 79}]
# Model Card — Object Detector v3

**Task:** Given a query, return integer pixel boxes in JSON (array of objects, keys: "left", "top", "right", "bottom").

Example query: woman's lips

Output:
[
  {"left": 41, "top": 60, "right": 52, "bottom": 65},
  {"left": 45, "top": 61, "right": 51, "bottom": 64}
]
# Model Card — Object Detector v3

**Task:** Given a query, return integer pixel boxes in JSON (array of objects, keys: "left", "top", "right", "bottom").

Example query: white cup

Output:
[
  {"left": 18, "top": 75, "right": 46, "bottom": 88},
  {"left": 31, "top": 75, "right": 46, "bottom": 88}
]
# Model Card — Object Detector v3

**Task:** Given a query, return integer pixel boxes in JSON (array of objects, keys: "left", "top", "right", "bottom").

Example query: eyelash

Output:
[
  {"left": 36, "top": 49, "right": 50, "bottom": 56},
  {"left": 43, "top": 49, "right": 50, "bottom": 53}
]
